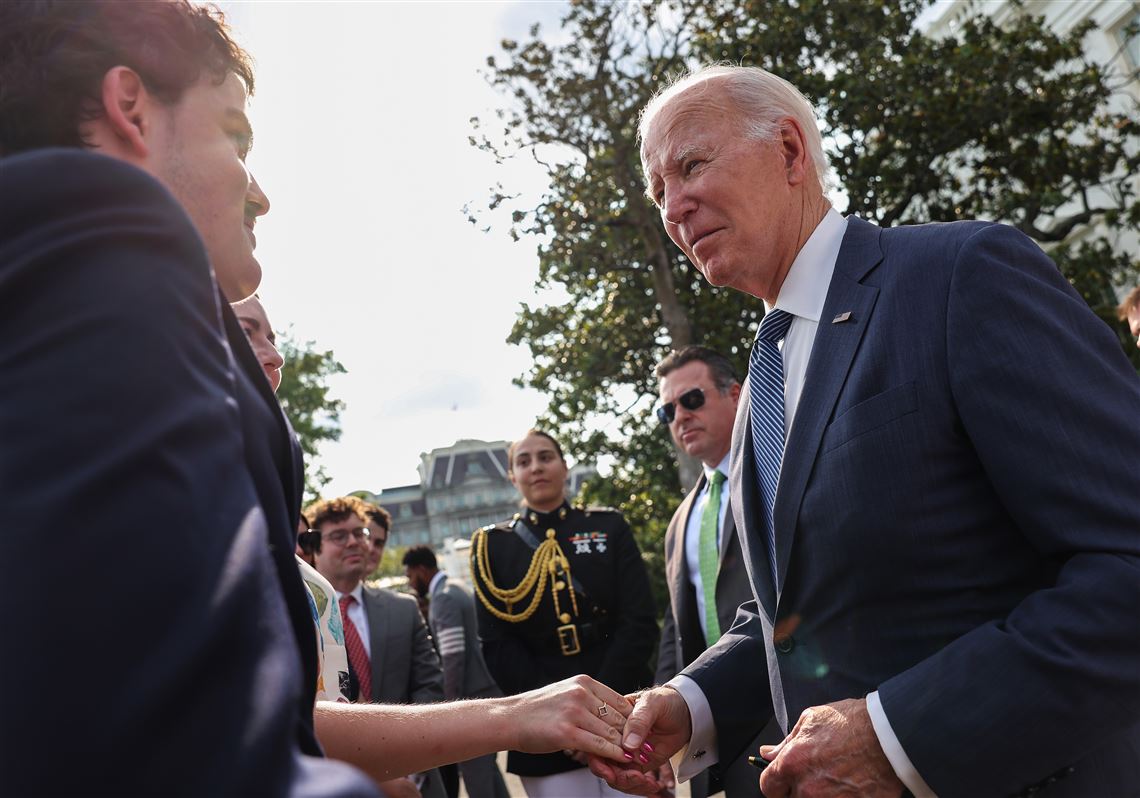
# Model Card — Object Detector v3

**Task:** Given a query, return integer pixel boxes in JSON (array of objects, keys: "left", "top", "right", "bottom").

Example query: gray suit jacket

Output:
[
  {"left": 429, "top": 575, "right": 502, "bottom": 700},
  {"left": 656, "top": 476, "right": 771, "bottom": 798},
  {"left": 685, "top": 218, "right": 1140, "bottom": 798},
  {"left": 361, "top": 586, "right": 444, "bottom": 705}
]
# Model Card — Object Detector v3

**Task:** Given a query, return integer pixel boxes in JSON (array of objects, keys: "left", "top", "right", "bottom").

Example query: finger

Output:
[
  {"left": 758, "top": 744, "right": 792, "bottom": 798},
  {"left": 621, "top": 689, "right": 667, "bottom": 750},
  {"left": 566, "top": 714, "right": 633, "bottom": 764},
  {"left": 612, "top": 766, "right": 665, "bottom": 796},
  {"left": 585, "top": 679, "right": 635, "bottom": 717},
  {"left": 588, "top": 756, "right": 661, "bottom": 797},
  {"left": 758, "top": 743, "right": 780, "bottom": 759},
  {"left": 594, "top": 702, "right": 628, "bottom": 735}
]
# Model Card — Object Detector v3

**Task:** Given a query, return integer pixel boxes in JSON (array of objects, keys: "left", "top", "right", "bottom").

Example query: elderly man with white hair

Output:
[{"left": 589, "top": 65, "right": 1140, "bottom": 798}]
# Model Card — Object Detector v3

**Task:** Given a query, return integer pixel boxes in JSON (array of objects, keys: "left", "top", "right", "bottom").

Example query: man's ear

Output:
[
  {"left": 96, "top": 66, "right": 153, "bottom": 159},
  {"left": 778, "top": 119, "right": 810, "bottom": 186}
]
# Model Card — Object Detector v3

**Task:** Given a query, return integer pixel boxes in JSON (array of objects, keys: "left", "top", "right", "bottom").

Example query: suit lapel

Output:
[
  {"left": 364, "top": 589, "right": 388, "bottom": 702},
  {"left": 673, "top": 476, "right": 703, "bottom": 638},
  {"left": 772, "top": 216, "right": 883, "bottom": 597},
  {"left": 731, "top": 384, "right": 777, "bottom": 619},
  {"left": 717, "top": 497, "right": 736, "bottom": 563}
]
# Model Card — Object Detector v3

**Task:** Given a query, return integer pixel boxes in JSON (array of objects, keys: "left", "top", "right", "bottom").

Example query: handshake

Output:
[
  {"left": 518, "top": 675, "right": 904, "bottom": 798},
  {"left": 511, "top": 676, "right": 687, "bottom": 797}
]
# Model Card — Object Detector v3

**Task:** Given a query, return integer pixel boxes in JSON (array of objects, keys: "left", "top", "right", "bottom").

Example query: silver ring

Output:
[{"left": 598, "top": 704, "right": 609, "bottom": 718}]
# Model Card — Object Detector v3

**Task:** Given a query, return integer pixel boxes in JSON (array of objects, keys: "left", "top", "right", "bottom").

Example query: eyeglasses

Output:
[
  {"left": 656, "top": 387, "right": 706, "bottom": 425},
  {"left": 321, "top": 526, "right": 371, "bottom": 546}
]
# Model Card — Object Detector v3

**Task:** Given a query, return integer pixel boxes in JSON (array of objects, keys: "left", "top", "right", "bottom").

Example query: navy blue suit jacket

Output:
[
  {"left": 685, "top": 217, "right": 1140, "bottom": 797},
  {"left": 0, "top": 150, "right": 376, "bottom": 796}
]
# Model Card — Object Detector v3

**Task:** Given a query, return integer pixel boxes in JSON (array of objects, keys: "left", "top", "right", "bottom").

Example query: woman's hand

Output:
[{"left": 507, "top": 675, "right": 635, "bottom": 763}]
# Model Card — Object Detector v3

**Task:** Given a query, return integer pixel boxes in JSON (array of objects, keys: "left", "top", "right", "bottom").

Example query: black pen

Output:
[{"left": 747, "top": 755, "right": 772, "bottom": 770}]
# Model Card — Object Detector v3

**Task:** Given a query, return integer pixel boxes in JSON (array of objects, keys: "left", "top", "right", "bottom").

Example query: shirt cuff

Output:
[
  {"left": 866, "top": 690, "right": 937, "bottom": 798},
  {"left": 666, "top": 675, "right": 720, "bottom": 783}
]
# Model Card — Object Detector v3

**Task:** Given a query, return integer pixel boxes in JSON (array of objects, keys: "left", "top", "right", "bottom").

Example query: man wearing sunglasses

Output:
[{"left": 653, "top": 347, "right": 772, "bottom": 798}]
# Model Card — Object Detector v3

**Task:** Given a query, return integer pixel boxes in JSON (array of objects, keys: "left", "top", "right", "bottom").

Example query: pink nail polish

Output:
[
  {"left": 638, "top": 753, "right": 650, "bottom": 764},
  {"left": 622, "top": 751, "right": 634, "bottom": 761},
  {"left": 642, "top": 741, "right": 655, "bottom": 753}
]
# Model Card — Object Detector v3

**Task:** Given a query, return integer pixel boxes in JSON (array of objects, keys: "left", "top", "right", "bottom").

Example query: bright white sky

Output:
[{"left": 220, "top": 2, "right": 569, "bottom": 495}]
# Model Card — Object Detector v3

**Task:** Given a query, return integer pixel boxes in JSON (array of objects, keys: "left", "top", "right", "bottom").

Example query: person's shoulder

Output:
[
  {"left": 577, "top": 504, "right": 623, "bottom": 518},
  {"left": 472, "top": 515, "right": 521, "bottom": 537},
  {"left": 570, "top": 504, "right": 629, "bottom": 531},
  {"left": 440, "top": 577, "right": 474, "bottom": 600},
  {"left": 878, "top": 218, "right": 1004, "bottom": 257},
  {"left": 1, "top": 148, "right": 188, "bottom": 227},
  {"left": 370, "top": 586, "right": 423, "bottom": 617}
]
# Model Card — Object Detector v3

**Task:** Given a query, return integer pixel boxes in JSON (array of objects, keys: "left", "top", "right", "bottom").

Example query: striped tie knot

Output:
[{"left": 756, "top": 308, "right": 794, "bottom": 343}]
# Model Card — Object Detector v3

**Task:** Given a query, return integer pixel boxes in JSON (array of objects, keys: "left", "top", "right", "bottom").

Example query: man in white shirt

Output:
[
  {"left": 308, "top": 496, "right": 447, "bottom": 798},
  {"left": 653, "top": 347, "right": 771, "bottom": 798},
  {"left": 589, "top": 64, "right": 1140, "bottom": 798}
]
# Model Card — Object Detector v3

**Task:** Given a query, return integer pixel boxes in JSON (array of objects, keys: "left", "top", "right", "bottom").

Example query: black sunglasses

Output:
[{"left": 656, "top": 387, "right": 706, "bottom": 425}]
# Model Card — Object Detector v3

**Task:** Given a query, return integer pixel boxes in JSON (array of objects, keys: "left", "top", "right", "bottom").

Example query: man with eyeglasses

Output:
[
  {"left": 653, "top": 347, "right": 774, "bottom": 798},
  {"left": 306, "top": 496, "right": 448, "bottom": 797}
]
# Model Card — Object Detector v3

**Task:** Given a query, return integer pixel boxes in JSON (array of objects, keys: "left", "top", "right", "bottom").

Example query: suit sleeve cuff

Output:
[
  {"left": 866, "top": 690, "right": 938, "bottom": 798},
  {"left": 666, "top": 675, "right": 719, "bottom": 782}
]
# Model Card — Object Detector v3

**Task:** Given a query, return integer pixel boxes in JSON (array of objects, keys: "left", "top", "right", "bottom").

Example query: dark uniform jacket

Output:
[{"left": 471, "top": 502, "right": 658, "bottom": 777}]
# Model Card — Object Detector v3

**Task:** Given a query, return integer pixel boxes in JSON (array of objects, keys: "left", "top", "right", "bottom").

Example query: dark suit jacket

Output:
[
  {"left": 1, "top": 150, "right": 375, "bottom": 795},
  {"left": 656, "top": 477, "right": 769, "bottom": 798},
  {"left": 685, "top": 217, "right": 1140, "bottom": 798},
  {"left": 361, "top": 586, "right": 444, "bottom": 705}
]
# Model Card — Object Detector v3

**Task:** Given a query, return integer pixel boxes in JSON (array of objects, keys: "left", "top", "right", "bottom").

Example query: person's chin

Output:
[{"left": 218, "top": 254, "right": 263, "bottom": 303}]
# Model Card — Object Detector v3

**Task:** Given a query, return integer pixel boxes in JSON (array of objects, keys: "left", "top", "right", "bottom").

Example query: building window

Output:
[{"left": 1120, "top": 11, "right": 1140, "bottom": 69}]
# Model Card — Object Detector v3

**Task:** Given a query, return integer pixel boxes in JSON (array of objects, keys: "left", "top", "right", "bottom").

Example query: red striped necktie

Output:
[{"left": 338, "top": 594, "right": 373, "bottom": 702}]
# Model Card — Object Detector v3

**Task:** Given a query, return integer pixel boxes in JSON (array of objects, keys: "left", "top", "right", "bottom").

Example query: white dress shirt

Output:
[
  {"left": 668, "top": 209, "right": 936, "bottom": 798},
  {"left": 683, "top": 453, "right": 732, "bottom": 642},
  {"left": 335, "top": 582, "right": 371, "bottom": 658}
]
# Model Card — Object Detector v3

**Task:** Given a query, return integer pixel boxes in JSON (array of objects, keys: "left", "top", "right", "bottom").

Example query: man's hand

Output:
[
  {"left": 587, "top": 686, "right": 692, "bottom": 795},
  {"left": 758, "top": 698, "right": 904, "bottom": 798}
]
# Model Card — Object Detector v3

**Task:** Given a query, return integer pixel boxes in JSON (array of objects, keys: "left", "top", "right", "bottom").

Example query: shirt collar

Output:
[
  {"left": 429, "top": 571, "right": 447, "bottom": 596},
  {"left": 765, "top": 208, "right": 848, "bottom": 320},
  {"left": 703, "top": 451, "right": 731, "bottom": 484},
  {"left": 335, "top": 582, "right": 365, "bottom": 605}
]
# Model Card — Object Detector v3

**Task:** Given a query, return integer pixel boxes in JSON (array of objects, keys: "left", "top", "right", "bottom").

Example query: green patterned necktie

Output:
[{"left": 698, "top": 470, "right": 726, "bottom": 647}]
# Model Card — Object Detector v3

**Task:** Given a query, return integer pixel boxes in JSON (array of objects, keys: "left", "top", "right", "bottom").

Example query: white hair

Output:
[{"left": 638, "top": 64, "right": 830, "bottom": 193}]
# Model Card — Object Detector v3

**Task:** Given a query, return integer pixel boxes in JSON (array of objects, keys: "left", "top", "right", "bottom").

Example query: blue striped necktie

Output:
[{"left": 748, "top": 308, "right": 794, "bottom": 589}]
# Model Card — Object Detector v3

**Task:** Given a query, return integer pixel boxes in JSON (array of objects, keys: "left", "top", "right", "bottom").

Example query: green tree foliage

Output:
[
  {"left": 276, "top": 330, "right": 347, "bottom": 503},
  {"left": 474, "top": 0, "right": 1140, "bottom": 603}
]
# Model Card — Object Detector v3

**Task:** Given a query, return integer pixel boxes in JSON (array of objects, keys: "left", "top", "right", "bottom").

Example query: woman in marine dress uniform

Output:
[{"left": 471, "top": 430, "right": 659, "bottom": 798}]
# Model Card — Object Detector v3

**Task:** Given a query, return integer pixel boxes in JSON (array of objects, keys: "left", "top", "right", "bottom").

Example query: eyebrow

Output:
[
  {"left": 643, "top": 143, "right": 708, "bottom": 202},
  {"left": 224, "top": 108, "right": 255, "bottom": 154}
]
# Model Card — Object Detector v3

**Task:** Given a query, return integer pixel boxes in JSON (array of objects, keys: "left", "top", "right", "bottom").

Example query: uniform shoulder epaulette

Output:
[
  {"left": 580, "top": 505, "right": 620, "bottom": 516},
  {"left": 481, "top": 513, "right": 521, "bottom": 533}
]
